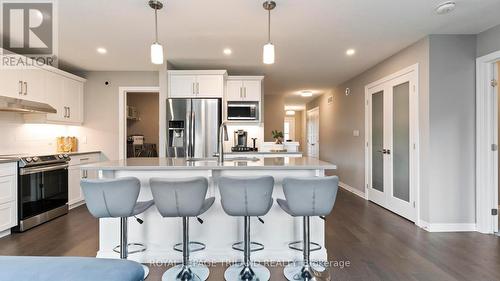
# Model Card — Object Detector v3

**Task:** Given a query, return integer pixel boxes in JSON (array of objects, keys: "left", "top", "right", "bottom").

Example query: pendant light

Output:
[
  {"left": 262, "top": 1, "right": 276, "bottom": 64},
  {"left": 149, "top": 0, "right": 164, "bottom": 65}
]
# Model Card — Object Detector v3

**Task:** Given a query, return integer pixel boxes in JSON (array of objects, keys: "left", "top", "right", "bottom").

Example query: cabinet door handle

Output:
[
  {"left": 192, "top": 82, "right": 195, "bottom": 95},
  {"left": 196, "top": 82, "right": 200, "bottom": 95},
  {"left": 244, "top": 87, "right": 247, "bottom": 98},
  {"left": 64, "top": 107, "right": 68, "bottom": 118},
  {"left": 18, "top": 81, "right": 23, "bottom": 95},
  {"left": 68, "top": 107, "right": 71, "bottom": 118},
  {"left": 23, "top": 82, "right": 28, "bottom": 95},
  {"left": 240, "top": 87, "right": 242, "bottom": 98}
]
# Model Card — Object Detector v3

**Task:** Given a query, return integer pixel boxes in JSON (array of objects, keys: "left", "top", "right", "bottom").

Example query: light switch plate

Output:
[{"left": 353, "top": 130, "right": 360, "bottom": 137}]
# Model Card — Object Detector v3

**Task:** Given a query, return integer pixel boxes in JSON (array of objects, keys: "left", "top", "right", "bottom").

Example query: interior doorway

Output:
[
  {"left": 365, "top": 64, "right": 419, "bottom": 223},
  {"left": 306, "top": 107, "right": 319, "bottom": 158},
  {"left": 476, "top": 51, "right": 500, "bottom": 234},
  {"left": 126, "top": 92, "right": 159, "bottom": 158}
]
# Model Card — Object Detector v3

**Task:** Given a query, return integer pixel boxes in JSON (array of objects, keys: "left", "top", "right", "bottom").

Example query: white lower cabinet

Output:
[
  {"left": 68, "top": 153, "right": 101, "bottom": 209},
  {"left": 0, "top": 163, "right": 18, "bottom": 237}
]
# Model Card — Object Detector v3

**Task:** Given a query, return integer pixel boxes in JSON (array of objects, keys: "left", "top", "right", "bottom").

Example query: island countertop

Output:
[{"left": 82, "top": 156, "right": 336, "bottom": 170}]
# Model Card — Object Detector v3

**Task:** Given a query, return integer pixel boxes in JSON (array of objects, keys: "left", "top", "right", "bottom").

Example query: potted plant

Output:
[{"left": 272, "top": 130, "right": 284, "bottom": 144}]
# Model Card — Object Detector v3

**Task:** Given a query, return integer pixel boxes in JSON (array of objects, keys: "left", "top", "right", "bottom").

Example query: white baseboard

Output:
[
  {"left": 0, "top": 229, "right": 11, "bottom": 238},
  {"left": 339, "top": 182, "right": 366, "bottom": 199},
  {"left": 69, "top": 200, "right": 85, "bottom": 210},
  {"left": 418, "top": 220, "right": 476, "bottom": 232}
]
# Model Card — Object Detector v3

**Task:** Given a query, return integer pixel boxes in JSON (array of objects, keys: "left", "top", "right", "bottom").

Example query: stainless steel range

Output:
[{"left": 13, "top": 153, "right": 70, "bottom": 232}]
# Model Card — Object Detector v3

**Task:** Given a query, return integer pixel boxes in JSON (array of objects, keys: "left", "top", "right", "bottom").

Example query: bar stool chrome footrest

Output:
[
  {"left": 288, "top": 241, "right": 322, "bottom": 252},
  {"left": 224, "top": 263, "right": 270, "bottom": 281},
  {"left": 162, "top": 263, "right": 209, "bottom": 281},
  {"left": 231, "top": 241, "right": 264, "bottom": 252},
  {"left": 284, "top": 261, "right": 330, "bottom": 281},
  {"left": 112, "top": 242, "right": 147, "bottom": 255},
  {"left": 173, "top": 241, "right": 206, "bottom": 253}
]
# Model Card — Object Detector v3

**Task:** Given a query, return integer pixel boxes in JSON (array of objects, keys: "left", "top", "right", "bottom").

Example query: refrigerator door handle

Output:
[{"left": 191, "top": 110, "right": 196, "bottom": 157}]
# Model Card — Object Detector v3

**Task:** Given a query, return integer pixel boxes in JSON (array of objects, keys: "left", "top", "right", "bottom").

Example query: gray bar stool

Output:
[
  {"left": 150, "top": 177, "right": 215, "bottom": 281},
  {"left": 80, "top": 177, "right": 154, "bottom": 279},
  {"left": 277, "top": 176, "right": 339, "bottom": 281},
  {"left": 218, "top": 176, "right": 274, "bottom": 281}
]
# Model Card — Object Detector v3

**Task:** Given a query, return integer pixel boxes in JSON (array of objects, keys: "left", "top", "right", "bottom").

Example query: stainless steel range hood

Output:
[{"left": 0, "top": 96, "right": 57, "bottom": 114}]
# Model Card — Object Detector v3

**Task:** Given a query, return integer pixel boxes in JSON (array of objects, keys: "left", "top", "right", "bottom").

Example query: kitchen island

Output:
[{"left": 82, "top": 157, "right": 337, "bottom": 264}]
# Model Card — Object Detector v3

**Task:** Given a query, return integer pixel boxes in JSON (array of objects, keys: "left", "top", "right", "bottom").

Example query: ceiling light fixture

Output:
[
  {"left": 262, "top": 1, "right": 276, "bottom": 65},
  {"left": 435, "top": 1, "right": 456, "bottom": 15},
  {"left": 223, "top": 48, "right": 232, "bottom": 55},
  {"left": 346, "top": 49, "right": 356, "bottom": 56},
  {"left": 96, "top": 47, "right": 107, "bottom": 54},
  {"left": 286, "top": 110, "right": 296, "bottom": 116},
  {"left": 149, "top": 0, "right": 164, "bottom": 65},
  {"left": 301, "top": 91, "right": 313, "bottom": 97}
]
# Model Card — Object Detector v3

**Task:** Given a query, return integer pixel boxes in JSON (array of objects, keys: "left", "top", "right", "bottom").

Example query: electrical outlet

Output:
[
  {"left": 353, "top": 130, "right": 360, "bottom": 137},
  {"left": 81, "top": 136, "right": 88, "bottom": 144}
]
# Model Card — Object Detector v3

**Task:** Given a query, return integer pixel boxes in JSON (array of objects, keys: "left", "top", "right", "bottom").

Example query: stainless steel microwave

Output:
[{"left": 227, "top": 101, "right": 259, "bottom": 121}]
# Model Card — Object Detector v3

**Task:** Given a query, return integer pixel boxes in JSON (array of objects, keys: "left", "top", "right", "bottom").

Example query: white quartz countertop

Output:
[
  {"left": 226, "top": 151, "right": 302, "bottom": 155},
  {"left": 82, "top": 157, "right": 336, "bottom": 171}
]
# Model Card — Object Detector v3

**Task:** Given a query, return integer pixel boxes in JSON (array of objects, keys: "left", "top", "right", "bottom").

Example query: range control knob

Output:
[
  {"left": 32, "top": 157, "right": 39, "bottom": 162},
  {"left": 58, "top": 154, "right": 64, "bottom": 159},
  {"left": 63, "top": 154, "right": 69, "bottom": 158},
  {"left": 25, "top": 157, "right": 32, "bottom": 163}
]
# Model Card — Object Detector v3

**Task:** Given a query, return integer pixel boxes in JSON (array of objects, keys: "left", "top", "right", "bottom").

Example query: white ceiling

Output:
[{"left": 58, "top": 0, "right": 500, "bottom": 107}]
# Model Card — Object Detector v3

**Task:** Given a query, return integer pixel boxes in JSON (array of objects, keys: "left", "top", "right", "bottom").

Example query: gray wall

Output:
[
  {"left": 428, "top": 35, "right": 477, "bottom": 224},
  {"left": 307, "top": 35, "right": 478, "bottom": 224},
  {"left": 307, "top": 37, "right": 430, "bottom": 220},
  {"left": 477, "top": 24, "right": 500, "bottom": 58},
  {"left": 80, "top": 71, "right": 159, "bottom": 160}
]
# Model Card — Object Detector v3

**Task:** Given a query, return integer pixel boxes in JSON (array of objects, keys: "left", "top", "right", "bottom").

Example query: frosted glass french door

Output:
[{"left": 367, "top": 71, "right": 417, "bottom": 222}]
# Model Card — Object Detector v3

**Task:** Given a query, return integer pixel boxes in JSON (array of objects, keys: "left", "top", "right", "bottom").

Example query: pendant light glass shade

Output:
[
  {"left": 151, "top": 42, "right": 164, "bottom": 65},
  {"left": 263, "top": 42, "right": 275, "bottom": 64}
]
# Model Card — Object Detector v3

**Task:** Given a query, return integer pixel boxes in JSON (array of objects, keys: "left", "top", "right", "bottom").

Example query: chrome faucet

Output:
[{"left": 218, "top": 122, "right": 229, "bottom": 163}]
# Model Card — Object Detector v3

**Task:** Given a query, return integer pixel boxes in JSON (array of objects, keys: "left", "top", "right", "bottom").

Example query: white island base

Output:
[{"left": 86, "top": 157, "right": 336, "bottom": 264}]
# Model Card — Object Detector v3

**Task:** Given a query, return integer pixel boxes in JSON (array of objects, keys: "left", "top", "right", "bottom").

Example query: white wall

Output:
[
  {"left": 79, "top": 71, "right": 159, "bottom": 160},
  {"left": 306, "top": 37, "right": 430, "bottom": 222},
  {"left": 428, "top": 35, "right": 477, "bottom": 224},
  {"left": 477, "top": 24, "right": 500, "bottom": 58}
]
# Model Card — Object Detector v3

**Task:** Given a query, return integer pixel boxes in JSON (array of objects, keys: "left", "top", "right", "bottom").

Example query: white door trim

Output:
[
  {"left": 306, "top": 107, "right": 320, "bottom": 158},
  {"left": 118, "top": 86, "right": 162, "bottom": 160},
  {"left": 476, "top": 50, "right": 500, "bottom": 234},
  {"left": 364, "top": 63, "right": 420, "bottom": 225}
]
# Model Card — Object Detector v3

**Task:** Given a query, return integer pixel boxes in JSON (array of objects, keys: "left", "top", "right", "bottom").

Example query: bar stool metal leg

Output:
[
  {"left": 118, "top": 217, "right": 150, "bottom": 279},
  {"left": 224, "top": 216, "right": 270, "bottom": 281},
  {"left": 163, "top": 217, "right": 209, "bottom": 281},
  {"left": 283, "top": 217, "right": 330, "bottom": 281}
]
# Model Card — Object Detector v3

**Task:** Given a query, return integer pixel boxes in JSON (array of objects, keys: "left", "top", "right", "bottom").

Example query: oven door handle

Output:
[{"left": 20, "top": 164, "right": 69, "bottom": 175}]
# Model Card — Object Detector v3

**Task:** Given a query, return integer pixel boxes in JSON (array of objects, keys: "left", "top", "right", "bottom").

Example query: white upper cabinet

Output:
[
  {"left": 0, "top": 69, "right": 24, "bottom": 98},
  {"left": 196, "top": 75, "right": 224, "bottom": 97},
  {"left": 168, "top": 70, "right": 227, "bottom": 98},
  {"left": 225, "top": 76, "right": 263, "bottom": 102},
  {"left": 22, "top": 69, "right": 46, "bottom": 102},
  {"left": 169, "top": 75, "right": 196, "bottom": 98},
  {"left": 45, "top": 71, "right": 65, "bottom": 122},
  {"left": 63, "top": 78, "right": 84, "bottom": 124}
]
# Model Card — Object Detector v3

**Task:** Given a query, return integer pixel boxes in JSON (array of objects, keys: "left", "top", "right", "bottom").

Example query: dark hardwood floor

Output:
[{"left": 1, "top": 189, "right": 499, "bottom": 281}]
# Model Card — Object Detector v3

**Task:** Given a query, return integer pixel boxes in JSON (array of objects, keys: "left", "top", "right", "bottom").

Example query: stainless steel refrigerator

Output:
[{"left": 166, "top": 98, "right": 222, "bottom": 158}]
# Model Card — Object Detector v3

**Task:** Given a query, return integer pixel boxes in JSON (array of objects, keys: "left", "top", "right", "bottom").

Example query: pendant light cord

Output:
[
  {"left": 154, "top": 5, "right": 159, "bottom": 43},
  {"left": 267, "top": 8, "right": 271, "bottom": 43}
]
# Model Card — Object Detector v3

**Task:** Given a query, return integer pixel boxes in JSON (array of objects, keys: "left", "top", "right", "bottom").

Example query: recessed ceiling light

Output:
[
  {"left": 96, "top": 47, "right": 107, "bottom": 54},
  {"left": 286, "top": 110, "right": 296, "bottom": 116},
  {"left": 223, "top": 48, "right": 232, "bottom": 55},
  {"left": 346, "top": 49, "right": 356, "bottom": 56},
  {"left": 435, "top": 1, "right": 456, "bottom": 15},
  {"left": 301, "top": 91, "right": 313, "bottom": 97}
]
